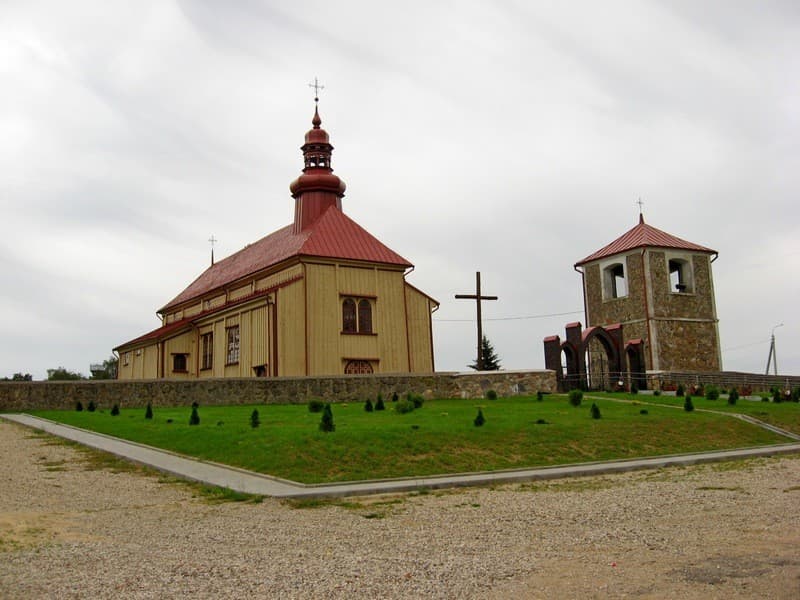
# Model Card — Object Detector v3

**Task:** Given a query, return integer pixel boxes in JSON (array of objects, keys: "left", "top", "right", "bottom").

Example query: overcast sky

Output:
[{"left": 2, "top": 0, "right": 798, "bottom": 380}]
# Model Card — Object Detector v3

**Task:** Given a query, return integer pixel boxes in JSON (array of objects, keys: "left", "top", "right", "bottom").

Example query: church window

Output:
[
  {"left": 602, "top": 263, "right": 627, "bottom": 299},
  {"left": 342, "top": 299, "right": 357, "bottom": 333},
  {"left": 358, "top": 299, "right": 372, "bottom": 334},
  {"left": 172, "top": 354, "right": 188, "bottom": 373},
  {"left": 226, "top": 326, "right": 240, "bottom": 364},
  {"left": 345, "top": 360, "right": 374, "bottom": 375},
  {"left": 342, "top": 297, "right": 375, "bottom": 334},
  {"left": 201, "top": 333, "right": 213, "bottom": 370},
  {"left": 668, "top": 258, "right": 693, "bottom": 293},
  {"left": 122, "top": 352, "right": 130, "bottom": 366}
]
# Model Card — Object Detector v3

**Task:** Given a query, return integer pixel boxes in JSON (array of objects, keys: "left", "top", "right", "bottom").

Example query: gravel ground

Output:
[{"left": 1, "top": 420, "right": 799, "bottom": 599}]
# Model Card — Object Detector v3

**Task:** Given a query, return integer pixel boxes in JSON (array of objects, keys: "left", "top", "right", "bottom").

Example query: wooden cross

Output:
[
  {"left": 636, "top": 197, "right": 644, "bottom": 215},
  {"left": 455, "top": 272, "right": 498, "bottom": 370},
  {"left": 208, "top": 235, "right": 217, "bottom": 266},
  {"left": 308, "top": 77, "right": 324, "bottom": 102}
]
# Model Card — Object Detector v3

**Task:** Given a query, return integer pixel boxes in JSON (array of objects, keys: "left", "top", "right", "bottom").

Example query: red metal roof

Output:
[
  {"left": 161, "top": 206, "right": 412, "bottom": 312},
  {"left": 575, "top": 215, "right": 716, "bottom": 266}
]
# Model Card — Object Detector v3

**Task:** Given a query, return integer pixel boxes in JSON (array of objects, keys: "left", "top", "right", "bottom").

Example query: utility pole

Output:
[{"left": 765, "top": 323, "right": 783, "bottom": 376}]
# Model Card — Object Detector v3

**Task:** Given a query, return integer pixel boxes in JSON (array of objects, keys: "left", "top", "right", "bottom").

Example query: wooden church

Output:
[{"left": 115, "top": 102, "right": 438, "bottom": 380}]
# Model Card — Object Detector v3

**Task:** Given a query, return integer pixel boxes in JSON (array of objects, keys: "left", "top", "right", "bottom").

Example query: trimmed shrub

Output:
[
  {"left": 705, "top": 386, "right": 720, "bottom": 401},
  {"left": 653, "top": 389, "right": 662, "bottom": 397},
  {"left": 110, "top": 403, "right": 120, "bottom": 416},
  {"left": 395, "top": 400, "right": 415, "bottom": 414},
  {"left": 319, "top": 404, "right": 335, "bottom": 432},
  {"left": 590, "top": 403, "right": 601, "bottom": 419},
  {"left": 391, "top": 392, "right": 399, "bottom": 402},
  {"left": 145, "top": 402, "right": 153, "bottom": 419},
  {"left": 676, "top": 384, "right": 685, "bottom": 397},
  {"left": 631, "top": 384, "right": 638, "bottom": 395},
  {"left": 485, "top": 389, "right": 498, "bottom": 401},
  {"left": 536, "top": 391, "right": 544, "bottom": 401},
  {"left": 773, "top": 389, "right": 783, "bottom": 403},
  {"left": 727, "top": 388, "right": 739, "bottom": 405},
  {"left": 189, "top": 405, "right": 200, "bottom": 426},
  {"left": 684, "top": 396, "right": 694, "bottom": 412},
  {"left": 364, "top": 399, "right": 374, "bottom": 412},
  {"left": 308, "top": 399, "right": 324, "bottom": 413},
  {"left": 792, "top": 387, "right": 800, "bottom": 402},
  {"left": 75, "top": 401, "right": 83, "bottom": 412},
  {"left": 87, "top": 400, "right": 97, "bottom": 412},
  {"left": 375, "top": 395, "right": 386, "bottom": 411},
  {"left": 639, "top": 409, "right": 649, "bottom": 415},
  {"left": 250, "top": 409, "right": 260, "bottom": 428},
  {"left": 568, "top": 389, "right": 583, "bottom": 407},
  {"left": 411, "top": 395, "right": 424, "bottom": 409},
  {"left": 535, "top": 418, "right": 548, "bottom": 424},
  {"left": 474, "top": 408, "right": 485, "bottom": 427}
]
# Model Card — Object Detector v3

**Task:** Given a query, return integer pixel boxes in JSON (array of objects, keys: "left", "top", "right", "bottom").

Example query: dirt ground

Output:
[{"left": 1, "top": 419, "right": 799, "bottom": 599}]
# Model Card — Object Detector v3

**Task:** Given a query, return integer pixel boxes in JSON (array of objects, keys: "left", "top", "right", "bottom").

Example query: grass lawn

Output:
[
  {"left": 590, "top": 393, "right": 800, "bottom": 434},
  {"left": 32, "top": 394, "right": 791, "bottom": 484}
]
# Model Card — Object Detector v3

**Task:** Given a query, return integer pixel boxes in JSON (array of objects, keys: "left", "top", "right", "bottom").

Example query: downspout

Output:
[
  {"left": 429, "top": 302, "right": 438, "bottom": 372},
  {"left": 573, "top": 265, "right": 588, "bottom": 326},
  {"left": 641, "top": 249, "right": 655, "bottom": 369}
]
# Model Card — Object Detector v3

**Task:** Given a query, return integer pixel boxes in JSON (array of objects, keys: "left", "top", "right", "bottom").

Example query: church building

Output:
[{"left": 115, "top": 102, "right": 438, "bottom": 380}]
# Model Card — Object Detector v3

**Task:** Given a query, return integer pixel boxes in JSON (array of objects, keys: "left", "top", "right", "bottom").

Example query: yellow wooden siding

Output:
[
  {"left": 184, "top": 303, "right": 201, "bottom": 318},
  {"left": 405, "top": 284, "right": 435, "bottom": 372},
  {"left": 338, "top": 264, "right": 377, "bottom": 296},
  {"left": 163, "top": 331, "right": 194, "bottom": 379},
  {"left": 305, "top": 263, "right": 340, "bottom": 374},
  {"left": 229, "top": 283, "right": 253, "bottom": 302},
  {"left": 250, "top": 305, "right": 268, "bottom": 368},
  {"left": 256, "top": 263, "right": 302, "bottom": 291},
  {"left": 374, "top": 269, "right": 409, "bottom": 372},
  {"left": 277, "top": 279, "right": 306, "bottom": 376}
]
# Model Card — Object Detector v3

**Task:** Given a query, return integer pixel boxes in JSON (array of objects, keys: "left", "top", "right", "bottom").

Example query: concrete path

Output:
[{"left": 3, "top": 413, "right": 800, "bottom": 499}]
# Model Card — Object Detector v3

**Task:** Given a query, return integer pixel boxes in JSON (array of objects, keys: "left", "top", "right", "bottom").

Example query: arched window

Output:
[
  {"left": 342, "top": 298, "right": 357, "bottom": 333},
  {"left": 345, "top": 360, "right": 374, "bottom": 374},
  {"left": 668, "top": 258, "right": 693, "bottom": 293},
  {"left": 358, "top": 299, "right": 372, "bottom": 333},
  {"left": 602, "top": 262, "right": 627, "bottom": 299}
]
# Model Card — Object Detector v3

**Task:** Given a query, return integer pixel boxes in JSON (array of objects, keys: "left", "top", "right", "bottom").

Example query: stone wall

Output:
[
  {"left": 0, "top": 370, "right": 557, "bottom": 412},
  {"left": 648, "top": 371, "right": 800, "bottom": 393}
]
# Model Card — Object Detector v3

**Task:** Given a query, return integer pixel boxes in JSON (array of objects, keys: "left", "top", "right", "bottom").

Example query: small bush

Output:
[
  {"left": 87, "top": 400, "right": 97, "bottom": 412},
  {"left": 110, "top": 403, "right": 120, "bottom": 416},
  {"left": 474, "top": 408, "right": 485, "bottom": 427},
  {"left": 250, "top": 409, "right": 260, "bottom": 428},
  {"left": 145, "top": 402, "right": 153, "bottom": 420},
  {"left": 676, "top": 384, "right": 685, "bottom": 397},
  {"left": 705, "top": 386, "right": 720, "bottom": 401},
  {"left": 395, "top": 400, "right": 415, "bottom": 414},
  {"left": 535, "top": 418, "right": 549, "bottom": 425},
  {"left": 684, "top": 396, "right": 694, "bottom": 412},
  {"left": 761, "top": 396, "right": 770, "bottom": 402},
  {"left": 727, "top": 388, "right": 739, "bottom": 405},
  {"left": 639, "top": 409, "right": 649, "bottom": 415},
  {"left": 792, "top": 387, "right": 800, "bottom": 402},
  {"left": 653, "top": 389, "right": 661, "bottom": 397},
  {"left": 590, "top": 403, "right": 602, "bottom": 419},
  {"left": 364, "top": 399, "right": 374, "bottom": 412},
  {"left": 75, "top": 401, "right": 83, "bottom": 412},
  {"left": 773, "top": 389, "right": 783, "bottom": 403},
  {"left": 485, "top": 389, "right": 498, "bottom": 401},
  {"left": 411, "top": 395, "right": 424, "bottom": 409},
  {"left": 568, "top": 389, "right": 583, "bottom": 407},
  {"left": 189, "top": 405, "right": 200, "bottom": 425},
  {"left": 536, "top": 391, "right": 544, "bottom": 401},
  {"left": 375, "top": 395, "right": 386, "bottom": 411},
  {"left": 391, "top": 392, "right": 399, "bottom": 402},
  {"left": 308, "top": 399, "right": 324, "bottom": 413},
  {"left": 630, "top": 384, "right": 638, "bottom": 395},
  {"left": 319, "top": 404, "right": 335, "bottom": 432}
]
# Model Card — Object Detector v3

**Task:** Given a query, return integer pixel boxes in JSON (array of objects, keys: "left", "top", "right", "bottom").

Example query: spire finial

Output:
[
  {"left": 308, "top": 77, "right": 324, "bottom": 128},
  {"left": 208, "top": 235, "right": 217, "bottom": 266},
  {"left": 636, "top": 198, "right": 645, "bottom": 224}
]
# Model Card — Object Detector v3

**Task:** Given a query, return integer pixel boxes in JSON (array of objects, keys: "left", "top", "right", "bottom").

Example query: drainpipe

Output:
[
  {"left": 641, "top": 249, "right": 655, "bottom": 369},
  {"left": 573, "top": 265, "right": 588, "bottom": 327}
]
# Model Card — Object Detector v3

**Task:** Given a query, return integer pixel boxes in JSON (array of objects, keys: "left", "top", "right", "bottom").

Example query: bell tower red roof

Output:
[{"left": 289, "top": 101, "right": 346, "bottom": 233}]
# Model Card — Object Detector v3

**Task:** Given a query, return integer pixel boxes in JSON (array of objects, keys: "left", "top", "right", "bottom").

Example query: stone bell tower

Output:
[{"left": 574, "top": 214, "right": 722, "bottom": 373}]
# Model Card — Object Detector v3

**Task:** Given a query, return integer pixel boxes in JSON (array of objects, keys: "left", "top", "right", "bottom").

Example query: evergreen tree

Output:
[
  {"left": 391, "top": 392, "right": 399, "bottom": 403},
  {"left": 319, "top": 404, "right": 335, "bottom": 432},
  {"left": 474, "top": 408, "right": 486, "bottom": 427},
  {"left": 75, "top": 401, "right": 84, "bottom": 412},
  {"left": 364, "top": 398, "right": 374, "bottom": 412},
  {"left": 189, "top": 405, "right": 200, "bottom": 425},
  {"left": 250, "top": 409, "right": 260, "bottom": 428},
  {"left": 145, "top": 402, "right": 153, "bottom": 419},
  {"left": 684, "top": 395, "right": 694, "bottom": 412},
  {"left": 468, "top": 335, "right": 501, "bottom": 371},
  {"left": 110, "top": 403, "right": 120, "bottom": 416},
  {"left": 590, "top": 403, "right": 602, "bottom": 419},
  {"left": 87, "top": 400, "right": 96, "bottom": 412},
  {"left": 375, "top": 395, "right": 386, "bottom": 411},
  {"left": 727, "top": 388, "right": 739, "bottom": 405}
]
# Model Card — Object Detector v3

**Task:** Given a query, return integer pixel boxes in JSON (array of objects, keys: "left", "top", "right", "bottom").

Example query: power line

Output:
[
  {"left": 722, "top": 339, "right": 770, "bottom": 353},
  {"left": 434, "top": 310, "right": 583, "bottom": 323}
]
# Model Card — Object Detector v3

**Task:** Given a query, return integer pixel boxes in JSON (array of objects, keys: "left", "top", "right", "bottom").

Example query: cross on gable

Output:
[{"left": 455, "top": 271, "right": 498, "bottom": 371}]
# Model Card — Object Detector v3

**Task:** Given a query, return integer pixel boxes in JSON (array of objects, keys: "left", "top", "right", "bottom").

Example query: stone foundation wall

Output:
[
  {"left": 647, "top": 371, "right": 800, "bottom": 393},
  {"left": 0, "top": 370, "right": 557, "bottom": 412}
]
